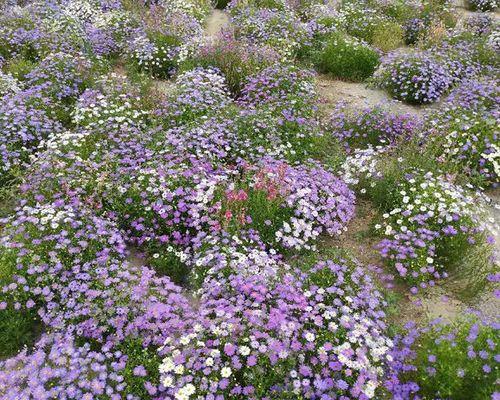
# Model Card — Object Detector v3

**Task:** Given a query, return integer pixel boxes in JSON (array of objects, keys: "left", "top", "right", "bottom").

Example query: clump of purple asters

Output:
[
  {"left": 0, "top": 200, "right": 127, "bottom": 318},
  {"left": 403, "top": 18, "right": 425, "bottom": 45},
  {"left": 375, "top": 51, "right": 454, "bottom": 104},
  {"left": 375, "top": 171, "right": 494, "bottom": 287},
  {"left": 87, "top": 8, "right": 137, "bottom": 57},
  {"left": 385, "top": 316, "right": 499, "bottom": 399},
  {"left": 161, "top": 108, "right": 321, "bottom": 165},
  {"left": 0, "top": 332, "right": 131, "bottom": 400},
  {"left": 328, "top": 104, "right": 422, "bottom": 150},
  {"left": 221, "top": 159, "right": 355, "bottom": 250},
  {"left": 238, "top": 64, "right": 318, "bottom": 124},
  {"left": 425, "top": 76, "right": 499, "bottom": 186},
  {"left": 155, "top": 67, "right": 232, "bottom": 126},
  {"left": 464, "top": 13, "right": 496, "bottom": 36},
  {"left": 231, "top": 5, "right": 310, "bottom": 60},
  {"left": 0, "top": 6, "right": 48, "bottom": 61},
  {"left": 24, "top": 52, "right": 92, "bottom": 101},
  {"left": 159, "top": 258, "right": 391, "bottom": 399},
  {"left": 0, "top": 86, "right": 62, "bottom": 179}
]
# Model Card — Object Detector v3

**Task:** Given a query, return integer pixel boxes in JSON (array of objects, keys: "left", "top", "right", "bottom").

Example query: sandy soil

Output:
[
  {"left": 316, "top": 75, "right": 432, "bottom": 118},
  {"left": 204, "top": 9, "right": 230, "bottom": 37}
]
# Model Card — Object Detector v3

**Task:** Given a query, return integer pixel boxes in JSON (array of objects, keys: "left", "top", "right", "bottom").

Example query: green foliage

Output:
[
  {"left": 119, "top": 338, "right": 161, "bottom": 399},
  {"left": 380, "top": 0, "right": 419, "bottom": 23},
  {"left": 425, "top": 107, "right": 498, "bottom": 187},
  {"left": 406, "top": 317, "right": 499, "bottom": 400},
  {"left": 314, "top": 33, "right": 380, "bottom": 81},
  {"left": 0, "top": 249, "right": 41, "bottom": 358},
  {"left": 180, "top": 39, "right": 275, "bottom": 96},
  {"left": 5, "top": 58, "right": 36, "bottom": 81},
  {"left": 147, "top": 247, "right": 189, "bottom": 286},
  {"left": 214, "top": 0, "right": 231, "bottom": 8},
  {"left": 372, "top": 21, "right": 404, "bottom": 52},
  {"left": 219, "top": 180, "right": 295, "bottom": 247},
  {"left": 0, "top": 308, "right": 40, "bottom": 358},
  {"left": 308, "top": 134, "right": 347, "bottom": 173}
]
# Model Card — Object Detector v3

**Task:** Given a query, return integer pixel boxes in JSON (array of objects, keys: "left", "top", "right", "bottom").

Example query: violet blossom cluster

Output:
[
  {"left": 158, "top": 259, "right": 392, "bottom": 400},
  {"left": 375, "top": 51, "right": 455, "bottom": 104},
  {"left": 426, "top": 76, "right": 500, "bottom": 185},
  {"left": 375, "top": 171, "right": 494, "bottom": 288},
  {"left": 156, "top": 67, "right": 232, "bottom": 126},
  {"left": 328, "top": 104, "right": 422, "bottom": 150},
  {"left": 230, "top": 5, "right": 311, "bottom": 60},
  {"left": 0, "top": 86, "right": 62, "bottom": 179}
]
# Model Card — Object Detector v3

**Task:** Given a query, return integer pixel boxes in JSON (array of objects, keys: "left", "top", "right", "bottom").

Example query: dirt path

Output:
[
  {"left": 204, "top": 9, "right": 230, "bottom": 37},
  {"left": 316, "top": 75, "right": 432, "bottom": 118}
]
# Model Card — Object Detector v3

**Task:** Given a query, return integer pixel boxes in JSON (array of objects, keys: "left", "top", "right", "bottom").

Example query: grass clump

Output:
[{"left": 314, "top": 32, "right": 380, "bottom": 81}]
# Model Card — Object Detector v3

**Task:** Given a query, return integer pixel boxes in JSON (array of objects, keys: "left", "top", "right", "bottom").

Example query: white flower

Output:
[
  {"left": 239, "top": 346, "right": 251, "bottom": 356},
  {"left": 221, "top": 366, "right": 232, "bottom": 378},
  {"left": 162, "top": 375, "right": 173, "bottom": 388}
]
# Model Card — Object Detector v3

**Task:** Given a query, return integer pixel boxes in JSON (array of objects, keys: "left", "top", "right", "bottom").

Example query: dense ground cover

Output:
[{"left": 0, "top": 0, "right": 498, "bottom": 399}]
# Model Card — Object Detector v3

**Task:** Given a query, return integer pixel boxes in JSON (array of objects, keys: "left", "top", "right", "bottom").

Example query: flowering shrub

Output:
[
  {"left": 156, "top": 67, "right": 232, "bottom": 126},
  {"left": 162, "top": 108, "right": 322, "bottom": 165},
  {"left": 0, "top": 201, "right": 126, "bottom": 313},
  {"left": 487, "top": 29, "right": 500, "bottom": 51},
  {"left": 238, "top": 64, "right": 318, "bottom": 123},
  {"left": 181, "top": 31, "right": 280, "bottom": 95},
  {"left": 404, "top": 18, "right": 426, "bottom": 45},
  {"left": 107, "top": 153, "right": 226, "bottom": 279},
  {"left": 128, "top": 31, "right": 182, "bottom": 78},
  {"left": 72, "top": 87, "right": 147, "bottom": 129},
  {"left": 186, "top": 229, "right": 284, "bottom": 288},
  {"left": 20, "top": 124, "right": 153, "bottom": 212},
  {"left": 0, "top": 9, "right": 48, "bottom": 62},
  {"left": 0, "top": 87, "right": 62, "bottom": 180},
  {"left": 159, "top": 258, "right": 392, "bottom": 399},
  {"left": 386, "top": 317, "right": 499, "bottom": 399},
  {"left": 0, "top": 71, "right": 21, "bottom": 96},
  {"left": 340, "top": 145, "right": 387, "bottom": 188},
  {"left": 329, "top": 104, "right": 422, "bottom": 150},
  {"left": 467, "top": 0, "right": 498, "bottom": 11},
  {"left": 464, "top": 13, "right": 496, "bottom": 36},
  {"left": 313, "top": 32, "right": 380, "bottom": 81},
  {"left": 24, "top": 52, "right": 92, "bottom": 101},
  {"left": 375, "top": 52, "right": 454, "bottom": 104},
  {"left": 338, "top": 1, "right": 386, "bottom": 43},
  {"left": 425, "top": 79, "right": 499, "bottom": 186},
  {"left": 231, "top": 6, "right": 310, "bottom": 60},
  {"left": 0, "top": 332, "right": 132, "bottom": 399},
  {"left": 87, "top": 8, "right": 137, "bottom": 56},
  {"left": 157, "top": 0, "right": 211, "bottom": 22},
  {"left": 375, "top": 171, "right": 493, "bottom": 287},
  {"left": 220, "top": 160, "right": 355, "bottom": 250}
]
